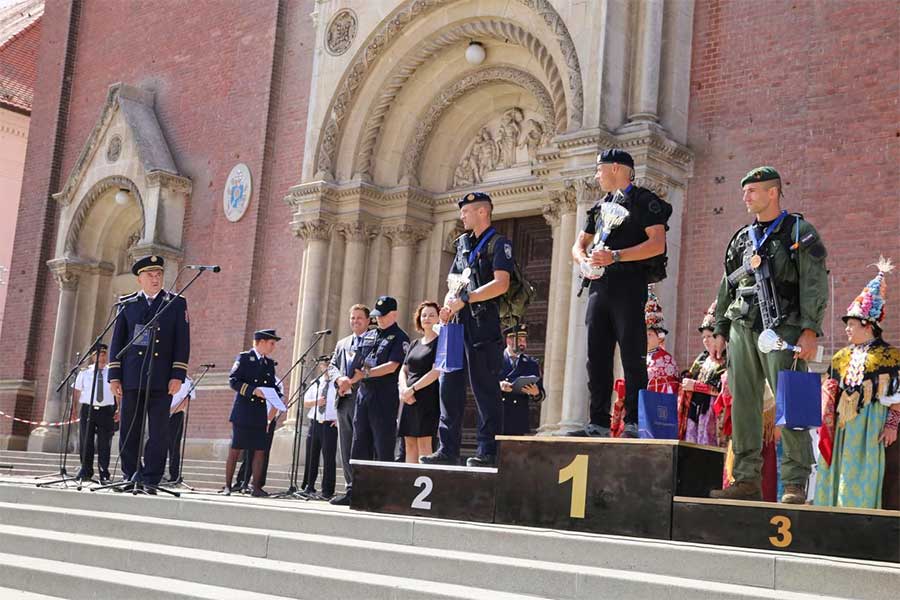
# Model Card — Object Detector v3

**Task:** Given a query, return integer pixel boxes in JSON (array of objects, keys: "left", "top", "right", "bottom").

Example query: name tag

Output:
[{"left": 132, "top": 323, "right": 151, "bottom": 347}]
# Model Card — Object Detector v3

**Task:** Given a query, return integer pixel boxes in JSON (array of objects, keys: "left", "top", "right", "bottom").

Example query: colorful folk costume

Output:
[
  {"left": 679, "top": 302, "right": 726, "bottom": 446},
  {"left": 612, "top": 288, "right": 678, "bottom": 436},
  {"left": 816, "top": 258, "right": 900, "bottom": 509}
]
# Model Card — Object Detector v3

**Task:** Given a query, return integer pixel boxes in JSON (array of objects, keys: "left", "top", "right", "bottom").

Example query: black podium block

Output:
[
  {"left": 350, "top": 459, "right": 497, "bottom": 522},
  {"left": 673, "top": 497, "right": 900, "bottom": 563},
  {"left": 493, "top": 437, "right": 724, "bottom": 539}
]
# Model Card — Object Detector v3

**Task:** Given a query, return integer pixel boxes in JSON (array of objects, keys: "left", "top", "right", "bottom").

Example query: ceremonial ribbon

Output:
[
  {"left": 467, "top": 227, "right": 496, "bottom": 267},
  {"left": 748, "top": 210, "right": 788, "bottom": 252}
]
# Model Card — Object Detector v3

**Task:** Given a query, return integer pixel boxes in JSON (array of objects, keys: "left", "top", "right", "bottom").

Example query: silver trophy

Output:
[
  {"left": 758, "top": 328, "right": 824, "bottom": 362},
  {"left": 580, "top": 201, "right": 630, "bottom": 280}
]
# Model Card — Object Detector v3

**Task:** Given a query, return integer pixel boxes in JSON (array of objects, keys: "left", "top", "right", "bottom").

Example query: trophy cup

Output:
[{"left": 578, "top": 201, "right": 630, "bottom": 291}]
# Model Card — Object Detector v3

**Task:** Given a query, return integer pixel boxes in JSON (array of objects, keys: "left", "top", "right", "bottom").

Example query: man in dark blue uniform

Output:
[
  {"left": 570, "top": 149, "right": 672, "bottom": 438},
  {"left": 499, "top": 324, "right": 544, "bottom": 436},
  {"left": 421, "top": 191, "right": 514, "bottom": 467},
  {"left": 347, "top": 296, "right": 409, "bottom": 471},
  {"left": 108, "top": 255, "right": 190, "bottom": 492},
  {"left": 224, "top": 329, "right": 283, "bottom": 497}
]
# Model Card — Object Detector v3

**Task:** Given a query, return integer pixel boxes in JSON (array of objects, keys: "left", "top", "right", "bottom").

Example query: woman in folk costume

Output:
[
  {"left": 815, "top": 257, "right": 900, "bottom": 509},
  {"left": 678, "top": 301, "right": 727, "bottom": 445},
  {"left": 611, "top": 287, "right": 679, "bottom": 437}
]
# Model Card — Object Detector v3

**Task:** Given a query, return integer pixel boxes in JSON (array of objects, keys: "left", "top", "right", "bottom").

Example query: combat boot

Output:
[
  {"left": 709, "top": 480, "right": 762, "bottom": 501},
  {"left": 780, "top": 484, "right": 807, "bottom": 504}
]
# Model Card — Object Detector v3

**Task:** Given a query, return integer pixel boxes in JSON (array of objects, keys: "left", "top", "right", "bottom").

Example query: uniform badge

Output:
[
  {"left": 230, "top": 360, "right": 240, "bottom": 373},
  {"left": 648, "top": 199, "right": 662, "bottom": 214},
  {"left": 504, "top": 243, "right": 512, "bottom": 259},
  {"left": 249, "top": 356, "right": 256, "bottom": 362},
  {"left": 387, "top": 335, "right": 395, "bottom": 341},
  {"left": 402, "top": 341, "right": 410, "bottom": 354},
  {"left": 184, "top": 308, "right": 190, "bottom": 324}
]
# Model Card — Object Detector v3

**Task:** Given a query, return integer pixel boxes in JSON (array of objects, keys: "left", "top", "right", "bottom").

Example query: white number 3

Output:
[{"left": 411, "top": 475, "right": 433, "bottom": 510}]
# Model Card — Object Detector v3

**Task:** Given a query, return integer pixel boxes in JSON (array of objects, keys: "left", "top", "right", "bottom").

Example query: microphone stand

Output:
[
  {"left": 269, "top": 331, "right": 328, "bottom": 499},
  {"left": 166, "top": 365, "right": 211, "bottom": 491},
  {"left": 93, "top": 269, "right": 206, "bottom": 497},
  {"left": 38, "top": 301, "right": 123, "bottom": 488}
]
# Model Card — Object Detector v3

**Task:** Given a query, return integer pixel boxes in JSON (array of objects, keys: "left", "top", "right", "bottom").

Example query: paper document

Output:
[{"left": 257, "top": 387, "right": 286, "bottom": 413}]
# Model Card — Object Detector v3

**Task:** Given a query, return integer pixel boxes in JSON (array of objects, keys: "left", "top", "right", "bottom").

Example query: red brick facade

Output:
[
  {"left": 676, "top": 0, "right": 900, "bottom": 367},
  {"left": 0, "top": 0, "right": 314, "bottom": 443}
]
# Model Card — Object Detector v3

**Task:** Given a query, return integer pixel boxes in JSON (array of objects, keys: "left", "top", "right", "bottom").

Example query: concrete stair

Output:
[
  {"left": 0, "top": 449, "right": 346, "bottom": 492},
  {"left": 0, "top": 482, "right": 895, "bottom": 599}
]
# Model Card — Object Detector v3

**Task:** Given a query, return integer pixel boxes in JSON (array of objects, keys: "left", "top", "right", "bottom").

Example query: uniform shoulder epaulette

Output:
[{"left": 118, "top": 291, "right": 139, "bottom": 301}]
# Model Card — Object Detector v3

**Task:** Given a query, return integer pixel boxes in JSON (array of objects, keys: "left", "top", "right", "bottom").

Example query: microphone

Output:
[
  {"left": 201, "top": 363, "right": 216, "bottom": 369},
  {"left": 314, "top": 329, "right": 332, "bottom": 336},
  {"left": 186, "top": 265, "right": 221, "bottom": 273}
]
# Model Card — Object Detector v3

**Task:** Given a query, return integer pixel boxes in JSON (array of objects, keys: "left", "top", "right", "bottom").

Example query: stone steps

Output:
[{"left": 0, "top": 483, "right": 894, "bottom": 599}]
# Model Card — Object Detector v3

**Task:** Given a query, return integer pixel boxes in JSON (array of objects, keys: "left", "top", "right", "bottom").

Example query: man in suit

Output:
[
  {"left": 329, "top": 303, "right": 371, "bottom": 506},
  {"left": 108, "top": 255, "right": 190, "bottom": 493},
  {"left": 224, "top": 329, "right": 283, "bottom": 497}
]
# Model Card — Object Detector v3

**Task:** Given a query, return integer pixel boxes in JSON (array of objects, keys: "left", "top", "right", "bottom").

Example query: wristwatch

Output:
[
  {"left": 458, "top": 289, "right": 470, "bottom": 303},
  {"left": 611, "top": 250, "right": 622, "bottom": 263}
]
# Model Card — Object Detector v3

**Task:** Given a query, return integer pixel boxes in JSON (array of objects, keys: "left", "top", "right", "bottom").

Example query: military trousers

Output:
[
  {"left": 727, "top": 321, "right": 814, "bottom": 485},
  {"left": 119, "top": 389, "right": 170, "bottom": 485}
]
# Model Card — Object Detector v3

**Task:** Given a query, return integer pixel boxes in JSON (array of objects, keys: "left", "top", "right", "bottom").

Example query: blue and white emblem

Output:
[{"left": 223, "top": 163, "right": 252, "bottom": 222}]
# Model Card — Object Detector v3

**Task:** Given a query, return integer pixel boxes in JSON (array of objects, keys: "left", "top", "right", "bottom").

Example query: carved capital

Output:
[
  {"left": 542, "top": 202, "right": 561, "bottom": 228},
  {"left": 385, "top": 224, "right": 431, "bottom": 247},
  {"left": 47, "top": 259, "right": 81, "bottom": 291},
  {"left": 634, "top": 177, "right": 669, "bottom": 199},
  {"left": 335, "top": 221, "right": 376, "bottom": 243},
  {"left": 443, "top": 224, "right": 465, "bottom": 253},
  {"left": 146, "top": 170, "right": 193, "bottom": 194},
  {"left": 293, "top": 219, "right": 334, "bottom": 242}
]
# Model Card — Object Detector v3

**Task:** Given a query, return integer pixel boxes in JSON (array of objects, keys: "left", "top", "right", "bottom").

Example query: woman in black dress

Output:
[{"left": 398, "top": 301, "right": 442, "bottom": 463}]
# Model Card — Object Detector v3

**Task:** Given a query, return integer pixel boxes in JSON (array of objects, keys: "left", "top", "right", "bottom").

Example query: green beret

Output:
[{"left": 740, "top": 166, "right": 781, "bottom": 188}]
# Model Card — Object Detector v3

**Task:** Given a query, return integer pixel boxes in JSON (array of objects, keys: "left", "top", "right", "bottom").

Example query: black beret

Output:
[
  {"left": 254, "top": 329, "right": 282, "bottom": 341},
  {"left": 131, "top": 255, "right": 164, "bottom": 276},
  {"left": 370, "top": 296, "right": 398, "bottom": 317},
  {"left": 597, "top": 149, "right": 634, "bottom": 170},
  {"left": 457, "top": 191, "right": 492, "bottom": 208}
]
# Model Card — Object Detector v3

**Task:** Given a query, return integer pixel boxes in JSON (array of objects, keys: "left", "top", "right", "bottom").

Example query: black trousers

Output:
[
  {"left": 168, "top": 411, "right": 185, "bottom": 480},
  {"left": 350, "top": 390, "right": 396, "bottom": 463},
  {"left": 586, "top": 270, "right": 648, "bottom": 427},
  {"left": 78, "top": 404, "right": 115, "bottom": 478},
  {"left": 119, "top": 389, "right": 170, "bottom": 485},
  {"left": 302, "top": 419, "right": 338, "bottom": 497},
  {"left": 236, "top": 419, "right": 277, "bottom": 488}
]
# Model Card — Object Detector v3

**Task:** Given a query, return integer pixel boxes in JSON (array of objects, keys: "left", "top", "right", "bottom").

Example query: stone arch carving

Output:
[
  {"left": 64, "top": 175, "right": 145, "bottom": 255},
  {"left": 314, "top": 0, "right": 583, "bottom": 179},
  {"left": 401, "top": 66, "right": 556, "bottom": 186},
  {"left": 353, "top": 19, "right": 568, "bottom": 180}
]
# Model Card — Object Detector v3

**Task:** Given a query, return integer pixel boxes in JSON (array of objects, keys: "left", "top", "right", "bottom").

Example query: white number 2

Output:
[{"left": 411, "top": 475, "right": 433, "bottom": 510}]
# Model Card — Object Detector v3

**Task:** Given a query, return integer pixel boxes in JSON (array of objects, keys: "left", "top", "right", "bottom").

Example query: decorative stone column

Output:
[
  {"left": 539, "top": 190, "right": 579, "bottom": 433},
  {"left": 289, "top": 220, "right": 333, "bottom": 417},
  {"left": 336, "top": 222, "right": 373, "bottom": 338},
  {"left": 29, "top": 260, "right": 81, "bottom": 451},
  {"left": 384, "top": 224, "right": 430, "bottom": 331},
  {"left": 557, "top": 178, "right": 598, "bottom": 433},
  {"left": 628, "top": 0, "right": 664, "bottom": 123}
]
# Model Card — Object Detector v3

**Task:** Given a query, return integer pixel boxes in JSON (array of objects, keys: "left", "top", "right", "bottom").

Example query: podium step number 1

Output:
[{"left": 558, "top": 454, "right": 588, "bottom": 519}]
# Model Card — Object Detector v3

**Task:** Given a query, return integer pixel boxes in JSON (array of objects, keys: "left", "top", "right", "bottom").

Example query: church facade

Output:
[{"left": 0, "top": 0, "right": 896, "bottom": 460}]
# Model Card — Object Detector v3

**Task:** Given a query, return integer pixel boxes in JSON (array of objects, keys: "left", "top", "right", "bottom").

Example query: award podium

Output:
[{"left": 350, "top": 436, "right": 900, "bottom": 563}]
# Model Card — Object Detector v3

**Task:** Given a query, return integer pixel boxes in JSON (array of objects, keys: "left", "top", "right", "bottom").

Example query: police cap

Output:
[
  {"left": 254, "top": 329, "right": 282, "bottom": 341},
  {"left": 131, "top": 255, "right": 165, "bottom": 276},
  {"left": 370, "top": 296, "right": 398, "bottom": 317}
]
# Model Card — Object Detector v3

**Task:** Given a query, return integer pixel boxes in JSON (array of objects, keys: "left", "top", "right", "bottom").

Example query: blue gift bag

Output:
[
  {"left": 638, "top": 389, "right": 679, "bottom": 439},
  {"left": 435, "top": 322, "right": 465, "bottom": 372},
  {"left": 775, "top": 370, "right": 822, "bottom": 430}
]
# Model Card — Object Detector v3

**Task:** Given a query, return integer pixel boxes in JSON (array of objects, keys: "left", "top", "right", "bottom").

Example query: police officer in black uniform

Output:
[
  {"left": 499, "top": 324, "right": 545, "bottom": 436},
  {"left": 421, "top": 191, "right": 514, "bottom": 467},
  {"left": 108, "top": 255, "right": 190, "bottom": 492},
  {"left": 347, "top": 296, "right": 409, "bottom": 471},
  {"left": 570, "top": 150, "right": 672, "bottom": 438},
  {"left": 224, "top": 328, "right": 283, "bottom": 497}
]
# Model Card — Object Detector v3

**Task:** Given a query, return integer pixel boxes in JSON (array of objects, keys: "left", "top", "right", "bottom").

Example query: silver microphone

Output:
[
  {"left": 186, "top": 265, "right": 221, "bottom": 273},
  {"left": 314, "top": 329, "right": 333, "bottom": 336}
]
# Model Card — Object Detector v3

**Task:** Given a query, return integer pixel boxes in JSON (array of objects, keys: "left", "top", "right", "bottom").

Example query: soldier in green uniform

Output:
[{"left": 709, "top": 166, "right": 828, "bottom": 504}]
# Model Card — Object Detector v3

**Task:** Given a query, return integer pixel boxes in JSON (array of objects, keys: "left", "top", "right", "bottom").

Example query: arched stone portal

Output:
[
  {"left": 29, "top": 84, "right": 191, "bottom": 451},
  {"left": 283, "top": 0, "right": 695, "bottom": 453}
]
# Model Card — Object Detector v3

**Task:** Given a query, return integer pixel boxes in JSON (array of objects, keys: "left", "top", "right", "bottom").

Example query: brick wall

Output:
[
  {"left": 0, "top": 0, "right": 314, "bottom": 441},
  {"left": 676, "top": 0, "right": 900, "bottom": 368}
]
